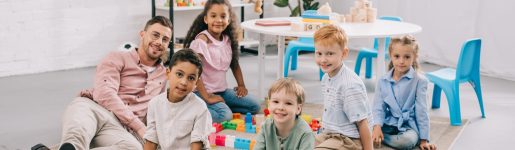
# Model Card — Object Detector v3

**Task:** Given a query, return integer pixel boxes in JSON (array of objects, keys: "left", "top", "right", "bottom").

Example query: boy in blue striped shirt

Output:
[{"left": 313, "top": 24, "right": 373, "bottom": 150}]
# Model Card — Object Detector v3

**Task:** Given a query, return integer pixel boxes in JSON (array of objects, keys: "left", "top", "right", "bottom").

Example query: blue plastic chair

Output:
[
  {"left": 283, "top": 37, "right": 324, "bottom": 80},
  {"left": 426, "top": 38, "right": 485, "bottom": 126},
  {"left": 354, "top": 16, "right": 402, "bottom": 79}
]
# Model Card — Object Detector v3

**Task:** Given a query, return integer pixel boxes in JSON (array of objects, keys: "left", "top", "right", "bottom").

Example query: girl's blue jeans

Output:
[
  {"left": 195, "top": 89, "right": 261, "bottom": 123},
  {"left": 382, "top": 125, "right": 419, "bottom": 150}
]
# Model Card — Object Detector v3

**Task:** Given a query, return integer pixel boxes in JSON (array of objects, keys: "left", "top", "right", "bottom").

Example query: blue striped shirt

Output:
[{"left": 321, "top": 63, "right": 372, "bottom": 138}]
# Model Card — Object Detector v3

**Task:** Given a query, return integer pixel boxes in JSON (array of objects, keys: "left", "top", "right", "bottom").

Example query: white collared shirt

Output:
[{"left": 144, "top": 92, "right": 213, "bottom": 149}]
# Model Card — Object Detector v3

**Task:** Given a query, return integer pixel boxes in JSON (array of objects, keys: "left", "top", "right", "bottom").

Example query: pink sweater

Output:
[
  {"left": 80, "top": 49, "right": 166, "bottom": 133},
  {"left": 190, "top": 30, "right": 232, "bottom": 93}
]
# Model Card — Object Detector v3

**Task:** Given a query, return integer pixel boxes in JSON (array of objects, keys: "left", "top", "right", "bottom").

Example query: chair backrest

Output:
[
  {"left": 298, "top": 37, "right": 315, "bottom": 44},
  {"left": 373, "top": 16, "right": 403, "bottom": 50},
  {"left": 456, "top": 38, "right": 482, "bottom": 81}
]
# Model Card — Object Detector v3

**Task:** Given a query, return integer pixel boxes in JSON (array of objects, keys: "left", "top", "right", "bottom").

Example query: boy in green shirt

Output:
[{"left": 254, "top": 78, "right": 315, "bottom": 150}]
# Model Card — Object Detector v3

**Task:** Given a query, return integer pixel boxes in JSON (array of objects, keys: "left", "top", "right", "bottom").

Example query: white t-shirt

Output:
[{"left": 144, "top": 92, "right": 213, "bottom": 149}]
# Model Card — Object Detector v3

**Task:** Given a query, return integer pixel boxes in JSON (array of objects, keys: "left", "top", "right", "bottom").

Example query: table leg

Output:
[
  {"left": 277, "top": 36, "right": 285, "bottom": 79},
  {"left": 376, "top": 38, "right": 387, "bottom": 79},
  {"left": 258, "top": 33, "right": 266, "bottom": 98}
]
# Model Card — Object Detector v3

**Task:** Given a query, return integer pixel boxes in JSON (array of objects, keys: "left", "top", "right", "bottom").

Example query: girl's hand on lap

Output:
[
  {"left": 419, "top": 140, "right": 436, "bottom": 150},
  {"left": 234, "top": 86, "right": 248, "bottom": 98},
  {"left": 372, "top": 125, "right": 384, "bottom": 148}
]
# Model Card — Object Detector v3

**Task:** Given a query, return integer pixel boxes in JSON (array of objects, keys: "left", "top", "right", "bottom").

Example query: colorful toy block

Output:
[
  {"left": 245, "top": 112, "right": 253, "bottom": 124},
  {"left": 213, "top": 123, "right": 223, "bottom": 133},
  {"left": 222, "top": 121, "right": 237, "bottom": 130},
  {"left": 233, "top": 113, "right": 242, "bottom": 120},
  {"left": 225, "top": 135, "right": 235, "bottom": 148},
  {"left": 245, "top": 123, "right": 256, "bottom": 133},
  {"left": 310, "top": 119, "right": 320, "bottom": 132},
  {"left": 255, "top": 114, "right": 265, "bottom": 126},
  {"left": 264, "top": 108, "right": 270, "bottom": 117},
  {"left": 250, "top": 140, "right": 256, "bottom": 150},
  {"left": 256, "top": 126, "right": 261, "bottom": 134},
  {"left": 231, "top": 119, "right": 245, "bottom": 125},
  {"left": 208, "top": 133, "right": 217, "bottom": 147},
  {"left": 300, "top": 10, "right": 332, "bottom": 32},
  {"left": 346, "top": 0, "right": 377, "bottom": 23},
  {"left": 215, "top": 134, "right": 226, "bottom": 146},
  {"left": 301, "top": 114, "right": 312, "bottom": 124},
  {"left": 236, "top": 123, "right": 246, "bottom": 132},
  {"left": 235, "top": 138, "right": 251, "bottom": 150}
]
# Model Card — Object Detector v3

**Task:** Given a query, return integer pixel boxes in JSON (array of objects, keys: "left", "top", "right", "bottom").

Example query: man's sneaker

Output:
[
  {"left": 59, "top": 143, "right": 75, "bottom": 150},
  {"left": 31, "top": 143, "right": 50, "bottom": 150}
]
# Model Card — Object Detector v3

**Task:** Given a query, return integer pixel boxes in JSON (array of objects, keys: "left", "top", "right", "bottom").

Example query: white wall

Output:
[
  {"left": 371, "top": 0, "right": 515, "bottom": 81},
  {"left": 2, "top": 0, "right": 514, "bottom": 81},
  {"left": 0, "top": 0, "right": 150, "bottom": 77}
]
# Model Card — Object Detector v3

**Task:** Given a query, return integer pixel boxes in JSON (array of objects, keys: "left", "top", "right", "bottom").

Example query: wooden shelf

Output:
[
  {"left": 239, "top": 39, "right": 259, "bottom": 47},
  {"left": 156, "top": 1, "right": 253, "bottom": 11}
]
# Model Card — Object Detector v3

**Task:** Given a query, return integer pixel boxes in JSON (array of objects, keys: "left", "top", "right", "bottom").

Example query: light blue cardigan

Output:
[{"left": 372, "top": 67, "right": 430, "bottom": 141}]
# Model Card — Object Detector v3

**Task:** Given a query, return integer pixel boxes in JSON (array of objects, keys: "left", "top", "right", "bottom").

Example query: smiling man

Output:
[{"left": 52, "top": 16, "right": 172, "bottom": 150}]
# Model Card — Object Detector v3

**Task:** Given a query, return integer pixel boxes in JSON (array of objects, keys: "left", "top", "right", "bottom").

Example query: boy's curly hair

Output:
[{"left": 183, "top": 0, "right": 240, "bottom": 68}]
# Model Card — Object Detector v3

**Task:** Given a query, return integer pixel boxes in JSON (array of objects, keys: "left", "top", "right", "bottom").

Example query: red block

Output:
[
  {"left": 213, "top": 123, "right": 223, "bottom": 133},
  {"left": 310, "top": 119, "right": 320, "bottom": 131},
  {"left": 215, "top": 134, "right": 226, "bottom": 146},
  {"left": 264, "top": 108, "right": 270, "bottom": 117}
]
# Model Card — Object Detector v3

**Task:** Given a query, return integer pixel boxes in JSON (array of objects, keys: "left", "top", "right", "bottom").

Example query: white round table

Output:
[{"left": 241, "top": 17, "right": 422, "bottom": 97}]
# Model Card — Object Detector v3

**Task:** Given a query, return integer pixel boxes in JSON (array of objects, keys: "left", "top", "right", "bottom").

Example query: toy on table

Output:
[
  {"left": 166, "top": 0, "right": 207, "bottom": 7},
  {"left": 242, "top": 0, "right": 263, "bottom": 15},
  {"left": 344, "top": 0, "right": 377, "bottom": 23}
]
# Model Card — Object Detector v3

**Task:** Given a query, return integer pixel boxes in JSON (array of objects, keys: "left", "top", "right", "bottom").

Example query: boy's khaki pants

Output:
[
  {"left": 315, "top": 133, "right": 362, "bottom": 150},
  {"left": 60, "top": 97, "right": 143, "bottom": 150}
]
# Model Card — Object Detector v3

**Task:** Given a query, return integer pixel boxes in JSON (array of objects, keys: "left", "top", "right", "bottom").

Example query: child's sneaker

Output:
[
  {"left": 59, "top": 143, "right": 75, "bottom": 150},
  {"left": 31, "top": 143, "right": 50, "bottom": 150}
]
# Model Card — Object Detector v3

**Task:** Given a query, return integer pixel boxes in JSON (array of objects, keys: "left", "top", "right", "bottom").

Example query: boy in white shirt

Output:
[{"left": 144, "top": 49, "right": 212, "bottom": 150}]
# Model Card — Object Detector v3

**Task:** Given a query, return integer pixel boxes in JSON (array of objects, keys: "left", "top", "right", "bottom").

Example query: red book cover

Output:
[{"left": 255, "top": 20, "right": 291, "bottom": 26}]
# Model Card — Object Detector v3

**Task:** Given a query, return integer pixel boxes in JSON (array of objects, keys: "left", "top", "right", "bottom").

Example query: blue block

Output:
[
  {"left": 234, "top": 138, "right": 251, "bottom": 150},
  {"left": 245, "top": 124, "right": 256, "bottom": 133},
  {"left": 245, "top": 112, "right": 252, "bottom": 124},
  {"left": 301, "top": 14, "right": 329, "bottom": 20}
]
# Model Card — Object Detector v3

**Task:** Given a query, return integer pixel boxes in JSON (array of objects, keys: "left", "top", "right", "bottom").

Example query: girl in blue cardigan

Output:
[{"left": 372, "top": 35, "right": 436, "bottom": 150}]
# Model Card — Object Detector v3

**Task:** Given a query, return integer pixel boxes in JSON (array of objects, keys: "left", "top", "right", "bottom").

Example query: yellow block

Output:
[
  {"left": 231, "top": 119, "right": 245, "bottom": 125},
  {"left": 302, "top": 18, "right": 331, "bottom": 23},
  {"left": 301, "top": 114, "right": 312, "bottom": 124}
]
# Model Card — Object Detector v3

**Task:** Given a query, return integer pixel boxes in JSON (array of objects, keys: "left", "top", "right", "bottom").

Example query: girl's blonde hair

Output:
[
  {"left": 387, "top": 35, "right": 420, "bottom": 71},
  {"left": 267, "top": 78, "right": 305, "bottom": 115}
]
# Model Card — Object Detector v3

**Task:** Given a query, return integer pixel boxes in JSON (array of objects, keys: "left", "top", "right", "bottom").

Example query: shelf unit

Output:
[{"left": 151, "top": 0, "right": 264, "bottom": 63}]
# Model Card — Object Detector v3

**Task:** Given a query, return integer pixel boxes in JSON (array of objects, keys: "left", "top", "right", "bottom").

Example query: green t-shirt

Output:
[{"left": 254, "top": 117, "right": 315, "bottom": 150}]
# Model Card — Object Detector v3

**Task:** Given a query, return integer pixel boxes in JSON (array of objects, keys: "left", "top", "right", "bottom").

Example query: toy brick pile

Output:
[
  {"left": 291, "top": 0, "right": 378, "bottom": 32},
  {"left": 165, "top": 0, "right": 206, "bottom": 7},
  {"left": 209, "top": 108, "right": 322, "bottom": 149},
  {"left": 343, "top": 0, "right": 377, "bottom": 23},
  {"left": 300, "top": 10, "right": 332, "bottom": 32}
]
